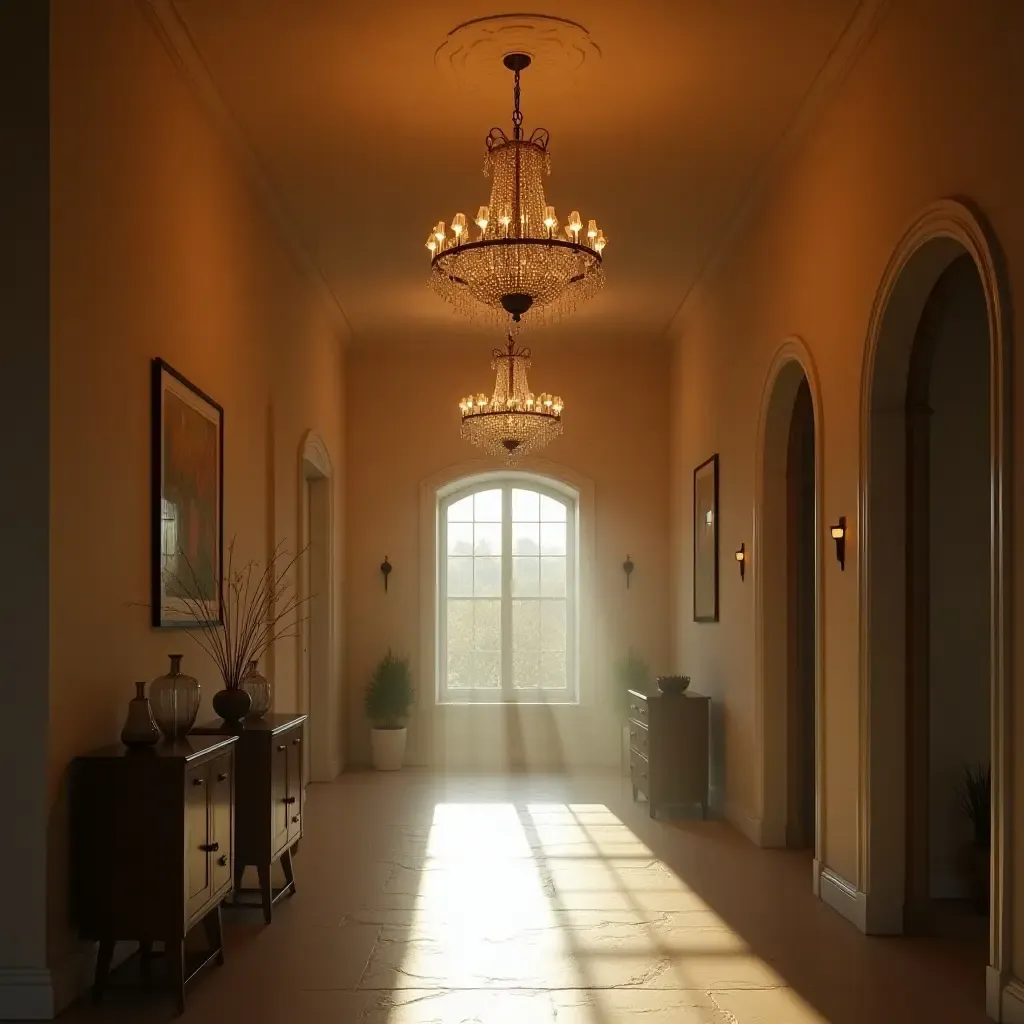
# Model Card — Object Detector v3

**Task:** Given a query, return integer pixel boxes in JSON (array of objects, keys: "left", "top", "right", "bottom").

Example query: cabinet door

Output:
[
  {"left": 209, "top": 753, "right": 233, "bottom": 894},
  {"left": 271, "top": 737, "right": 289, "bottom": 855},
  {"left": 185, "top": 764, "right": 211, "bottom": 921},
  {"left": 286, "top": 728, "right": 303, "bottom": 842}
]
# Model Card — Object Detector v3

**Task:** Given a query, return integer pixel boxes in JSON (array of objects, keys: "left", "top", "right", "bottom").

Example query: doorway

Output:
[
  {"left": 905, "top": 256, "right": 990, "bottom": 937},
  {"left": 859, "top": 201, "right": 1010, "bottom": 1016},
  {"left": 756, "top": 346, "right": 821, "bottom": 854},
  {"left": 299, "top": 432, "right": 339, "bottom": 783}
]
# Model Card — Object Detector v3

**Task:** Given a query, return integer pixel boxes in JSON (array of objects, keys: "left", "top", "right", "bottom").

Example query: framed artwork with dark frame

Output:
[
  {"left": 693, "top": 453, "right": 719, "bottom": 623},
  {"left": 151, "top": 358, "right": 224, "bottom": 628}
]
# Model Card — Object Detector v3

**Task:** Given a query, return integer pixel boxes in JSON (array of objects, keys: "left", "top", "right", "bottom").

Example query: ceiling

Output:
[{"left": 171, "top": 0, "right": 862, "bottom": 350}]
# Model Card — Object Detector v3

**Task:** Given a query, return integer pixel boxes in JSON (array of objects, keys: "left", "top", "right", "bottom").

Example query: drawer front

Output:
[
  {"left": 628, "top": 721, "right": 650, "bottom": 759},
  {"left": 627, "top": 698, "right": 650, "bottom": 728},
  {"left": 185, "top": 764, "right": 211, "bottom": 919},
  {"left": 209, "top": 753, "right": 233, "bottom": 894},
  {"left": 630, "top": 750, "right": 650, "bottom": 798},
  {"left": 286, "top": 727, "right": 303, "bottom": 842}
]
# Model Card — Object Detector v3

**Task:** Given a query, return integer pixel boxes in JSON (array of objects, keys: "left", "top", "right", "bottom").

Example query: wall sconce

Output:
[
  {"left": 623, "top": 555, "right": 634, "bottom": 589},
  {"left": 735, "top": 543, "right": 746, "bottom": 582},
  {"left": 380, "top": 555, "right": 392, "bottom": 592},
  {"left": 830, "top": 517, "right": 847, "bottom": 571}
]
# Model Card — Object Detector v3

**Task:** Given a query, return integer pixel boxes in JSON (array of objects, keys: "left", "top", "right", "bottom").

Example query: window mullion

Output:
[{"left": 501, "top": 485, "right": 513, "bottom": 696}]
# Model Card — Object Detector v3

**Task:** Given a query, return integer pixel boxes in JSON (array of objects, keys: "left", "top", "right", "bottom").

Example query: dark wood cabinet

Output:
[
  {"left": 627, "top": 688, "right": 710, "bottom": 819},
  {"left": 71, "top": 735, "right": 238, "bottom": 1013},
  {"left": 192, "top": 713, "right": 306, "bottom": 922}
]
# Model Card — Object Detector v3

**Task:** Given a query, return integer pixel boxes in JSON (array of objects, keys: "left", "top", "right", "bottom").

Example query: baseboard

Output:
[
  {"left": 724, "top": 800, "right": 762, "bottom": 846},
  {"left": 999, "top": 976, "right": 1024, "bottom": 1023},
  {"left": 818, "top": 867, "right": 868, "bottom": 932},
  {"left": 0, "top": 968, "right": 54, "bottom": 1020}
]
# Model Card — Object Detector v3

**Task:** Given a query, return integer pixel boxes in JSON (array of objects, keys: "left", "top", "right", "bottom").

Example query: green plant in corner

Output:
[
  {"left": 364, "top": 650, "right": 414, "bottom": 730},
  {"left": 959, "top": 762, "right": 991, "bottom": 850},
  {"left": 613, "top": 649, "right": 650, "bottom": 714}
]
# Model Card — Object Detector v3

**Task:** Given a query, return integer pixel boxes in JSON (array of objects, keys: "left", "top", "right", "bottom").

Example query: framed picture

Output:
[
  {"left": 693, "top": 454, "right": 719, "bottom": 623},
  {"left": 151, "top": 358, "right": 224, "bottom": 628}
]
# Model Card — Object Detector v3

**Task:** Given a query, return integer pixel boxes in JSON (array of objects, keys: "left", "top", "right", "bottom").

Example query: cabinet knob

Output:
[
  {"left": 291, "top": 815, "right": 300, "bottom": 824},
  {"left": 192, "top": 777, "right": 204, "bottom": 786},
  {"left": 283, "top": 796, "right": 297, "bottom": 805},
  {"left": 200, "top": 842, "right": 220, "bottom": 853},
  {"left": 217, "top": 855, "right": 228, "bottom": 867},
  {"left": 292, "top": 737, "right": 301, "bottom": 746},
  {"left": 277, "top": 744, "right": 286, "bottom": 752},
  {"left": 217, "top": 772, "right": 228, "bottom": 782}
]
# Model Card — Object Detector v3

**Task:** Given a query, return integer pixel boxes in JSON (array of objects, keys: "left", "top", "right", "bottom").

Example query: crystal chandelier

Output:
[
  {"left": 427, "top": 52, "right": 606, "bottom": 330},
  {"left": 459, "top": 335, "right": 563, "bottom": 463}
]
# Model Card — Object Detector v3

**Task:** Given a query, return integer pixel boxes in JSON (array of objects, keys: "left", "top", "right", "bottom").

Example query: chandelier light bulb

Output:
[
  {"left": 434, "top": 222, "right": 446, "bottom": 244},
  {"left": 476, "top": 205, "right": 490, "bottom": 234},
  {"left": 568, "top": 211, "right": 583, "bottom": 238},
  {"left": 452, "top": 212, "right": 467, "bottom": 240},
  {"left": 587, "top": 219, "right": 598, "bottom": 241},
  {"left": 426, "top": 234, "right": 438, "bottom": 254},
  {"left": 594, "top": 230, "right": 607, "bottom": 254}
]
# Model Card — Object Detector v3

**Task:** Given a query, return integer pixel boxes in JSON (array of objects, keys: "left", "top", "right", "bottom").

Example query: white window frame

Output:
[{"left": 436, "top": 473, "right": 579, "bottom": 705}]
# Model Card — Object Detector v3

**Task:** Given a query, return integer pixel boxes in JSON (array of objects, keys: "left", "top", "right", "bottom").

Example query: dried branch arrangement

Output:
[{"left": 166, "top": 539, "right": 310, "bottom": 689}]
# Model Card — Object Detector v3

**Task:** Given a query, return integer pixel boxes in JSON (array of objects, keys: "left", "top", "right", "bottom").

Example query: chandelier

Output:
[
  {"left": 458, "top": 335, "right": 563, "bottom": 463},
  {"left": 426, "top": 52, "right": 606, "bottom": 330}
]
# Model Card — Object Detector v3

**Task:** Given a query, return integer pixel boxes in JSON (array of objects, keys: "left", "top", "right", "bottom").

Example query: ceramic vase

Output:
[
  {"left": 149, "top": 654, "right": 201, "bottom": 740},
  {"left": 240, "top": 659, "right": 271, "bottom": 718},
  {"left": 212, "top": 686, "right": 252, "bottom": 726},
  {"left": 370, "top": 727, "right": 407, "bottom": 771},
  {"left": 120, "top": 681, "right": 160, "bottom": 748}
]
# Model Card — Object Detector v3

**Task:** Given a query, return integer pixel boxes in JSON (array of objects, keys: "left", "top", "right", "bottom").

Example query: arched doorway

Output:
[
  {"left": 859, "top": 200, "right": 1010, "bottom": 1016},
  {"left": 755, "top": 340, "right": 823, "bottom": 858}
]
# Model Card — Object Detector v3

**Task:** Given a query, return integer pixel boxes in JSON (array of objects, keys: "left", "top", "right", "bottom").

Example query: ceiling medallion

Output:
[
  {"left": 458, "top": 334, "right": 563, "bottom": 464},
  {"left": 426, "top": 52, "right": 607, "bottom": 331}
]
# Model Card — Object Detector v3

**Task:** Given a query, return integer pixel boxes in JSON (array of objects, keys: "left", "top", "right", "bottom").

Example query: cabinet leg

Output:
[
  {"left": 139, "top": 939, "right": 154, "bottom": 985},
  {"left": 168, "top": 939, "right": 186, "bottom": 1015},
  {"left": 257, "top": 863, "right": 273, "bottom": 924},
  {"left": 631, "top": 784, "right": 638, "bottom": 801},
  {"left": 203, "top": 905, "right": 225, "bottom": 967},
  {"left": 649, "top": 801, "right": 657, "bottom": 820},
  {"left": 281, "top": 847, "right": 296, "bottom": 897},
  {"left": 92, "top": 939, "right": 114, "bottom": 1004}
]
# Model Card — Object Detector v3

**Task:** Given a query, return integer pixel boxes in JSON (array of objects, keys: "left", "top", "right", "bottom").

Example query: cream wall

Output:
[
  {"left": 46, "top": 0, "right": 346, "bottom": 1007},
  {"left": 669, "top": 0, "right": 1021, "bottom": 919},
  {"left": 345, "top": 346, "right": 669, "bottom": 770}
]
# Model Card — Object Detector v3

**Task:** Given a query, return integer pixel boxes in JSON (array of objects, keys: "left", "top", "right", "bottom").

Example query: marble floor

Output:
[{"left": 64, "top": 771, "right": 988, "bottom": 1023}]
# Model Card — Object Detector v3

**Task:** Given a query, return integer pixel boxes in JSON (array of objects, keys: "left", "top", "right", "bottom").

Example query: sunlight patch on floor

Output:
[{"left": 358, "top": 801, "right": 826, "bottom": 1023}]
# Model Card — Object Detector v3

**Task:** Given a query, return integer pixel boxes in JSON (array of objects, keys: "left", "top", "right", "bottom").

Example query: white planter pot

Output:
[{"left": 371, "top": 726, "right": 407, "bottom": 771}]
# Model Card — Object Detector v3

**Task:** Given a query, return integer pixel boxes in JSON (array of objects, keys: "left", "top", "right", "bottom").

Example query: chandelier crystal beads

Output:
[
  {"left": 427, "top": 53, "right": 606, "bottom": 330},
  {"left": 459, "top": 335, "right": 563, "bottom": 463}
]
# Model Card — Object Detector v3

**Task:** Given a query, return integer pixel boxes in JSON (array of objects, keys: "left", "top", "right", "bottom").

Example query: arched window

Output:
[{"left": 437, "top": 474, "right": 578, "bottom": 703}]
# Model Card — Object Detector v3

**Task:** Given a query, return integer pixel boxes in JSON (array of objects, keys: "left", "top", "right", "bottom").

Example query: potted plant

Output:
[
  {"left": 365, "top": 650, "right": 414, "bottom": 771},
  {"left": 613, "top": 649, "right": 650, "bottom": 773},
  {"left": 959, "top": 762, "right": 991, "bottom": 914}
]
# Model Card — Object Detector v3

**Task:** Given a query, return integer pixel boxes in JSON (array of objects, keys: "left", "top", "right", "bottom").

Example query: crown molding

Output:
[
  {"left": 139, "top": 0, "right": 354, "bottom": 347},
  {"left": 662, "top": 0, "right": 892, "bottom": 342}
]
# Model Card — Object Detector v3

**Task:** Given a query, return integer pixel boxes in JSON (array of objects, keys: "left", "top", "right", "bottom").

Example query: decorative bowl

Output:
[{"left": 656, "top": 675, "right": 691, "bottom": 695}]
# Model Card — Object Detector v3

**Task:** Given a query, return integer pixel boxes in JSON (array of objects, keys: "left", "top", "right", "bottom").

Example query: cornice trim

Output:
[
  {"left": 662, "top": 0, "right": 892, "bottom": 342},
  {"left": 139, "top": 0, "right": 354, "bottom": 347}
]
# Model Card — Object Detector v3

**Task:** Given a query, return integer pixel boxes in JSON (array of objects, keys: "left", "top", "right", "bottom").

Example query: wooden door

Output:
[
  {"left": 209, "top": 753, "right": 233, "bottom": 895},
  {"left": 271, "top": 737, "right": 289, "bottom": 855},
  {"left": 286, "top": 729, "right": 303, "bottom": 842},
  {"left": 185, "top": 764, "right": 211, "bottom": 920}
]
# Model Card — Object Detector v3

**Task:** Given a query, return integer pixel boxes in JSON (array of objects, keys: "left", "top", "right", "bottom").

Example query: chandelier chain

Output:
[{"left": 512, "top": 68, "right": 523, "bottom": 141}]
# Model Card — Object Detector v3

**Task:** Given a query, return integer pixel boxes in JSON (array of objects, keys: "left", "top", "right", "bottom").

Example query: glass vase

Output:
[
  {"left": 241, "top": 659, "right": 271, "bottom": 718},
  {"left": 149, "top": 654, "right": 201, "bottom": 740},
  {"left": 120, "top": 681, "right": 160, "bottom": 748}
]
